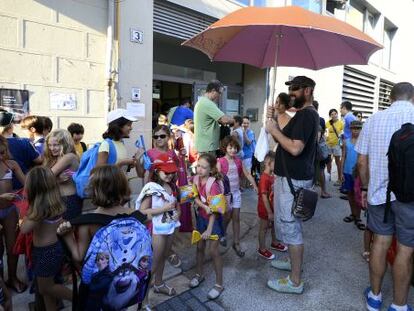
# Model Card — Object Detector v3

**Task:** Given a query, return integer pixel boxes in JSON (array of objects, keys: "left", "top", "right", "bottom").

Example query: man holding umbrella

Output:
[{"left": 265, "top": 76, "right": 319, "bottom": 294}]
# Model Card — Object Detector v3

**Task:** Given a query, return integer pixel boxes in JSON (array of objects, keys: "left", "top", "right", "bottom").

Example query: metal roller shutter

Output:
[
  {"left": 154, "top": 0, "right": 217, "bottom": 40},
  {"left": 378, "top": 79, "right": 394, "bottom": 110},
  {"left": 342, "top": 66, "right": 376, "bottom": 118}
]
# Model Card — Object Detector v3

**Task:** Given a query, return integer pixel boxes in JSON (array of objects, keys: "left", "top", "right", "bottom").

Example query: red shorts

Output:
[{"left": 258, "top": 204, "right": 274, "bottom": 220}]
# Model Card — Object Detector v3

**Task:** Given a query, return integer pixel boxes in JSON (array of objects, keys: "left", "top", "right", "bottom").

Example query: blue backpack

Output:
[
  {"left": 72, "top": 139, "right": 117, "bottom": 198},
  {"left": 69, "top": 212, "right": 152, "bottom": 310}
]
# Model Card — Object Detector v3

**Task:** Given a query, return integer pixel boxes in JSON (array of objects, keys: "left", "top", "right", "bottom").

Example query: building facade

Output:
[{"left": 0, "top": 0, "right": 413, "bottom": 143}]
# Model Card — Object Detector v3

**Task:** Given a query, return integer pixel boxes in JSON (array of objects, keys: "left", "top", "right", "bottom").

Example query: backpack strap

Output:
[
  {"left": 105, "top": 138, "right": 117, "bottom": 164},
  {"left": 193, "top": 175, "right": 216, "bottom": 198},
  {"left": 80, "top": 141, "right": 87, "bottom": 152},
  {"left": 70, "top": 211, "right": 146, "bottom": 227},
  {"left": 234, "top": 157, "right": 243, "bottom": 177},
  {"left": 205, "top": 177, "right": 216, "bottom": 197},
  {"left": 384, "top": 184, "right": 391, "bottom": 223},
  {"left": 218, "top": 157, "right": 228, "bottom": 174}
]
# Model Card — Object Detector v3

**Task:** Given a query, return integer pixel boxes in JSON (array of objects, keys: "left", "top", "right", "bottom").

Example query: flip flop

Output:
[
  {"left": 354, "top": 218, "right": 366, "bottom": 231},
  {"left": 343, "top": 215, "right": 355, "bottom": 223}
]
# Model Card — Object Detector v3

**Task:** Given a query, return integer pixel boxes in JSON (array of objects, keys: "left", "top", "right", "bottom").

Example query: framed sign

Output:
[{"left": 0, "top": 88, "right": 29, "bottom": 121}]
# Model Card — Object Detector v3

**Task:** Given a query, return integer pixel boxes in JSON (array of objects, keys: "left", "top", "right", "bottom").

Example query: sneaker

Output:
[
  {"left": 365, "top": 287, "right": 382, "bottom": 311},
  {"left": 388, "top": 305, "right": 413, "bottom": 311},
  {"left": 271, "top": 242, "right": 288, "bottom": 252},
  {"left": 258, "top": 249, "right": 275, "bottom": 260},
  {"left": 271, "top": 258, "right": 291, "bottom": 271},
  {"left": 267, "top": 275, "right": 303, "bottom": 294}
]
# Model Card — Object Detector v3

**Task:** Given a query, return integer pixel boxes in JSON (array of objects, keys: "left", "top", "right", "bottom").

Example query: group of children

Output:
[{"left": 0, "top": 111, "right": 281, "bottom": 309}]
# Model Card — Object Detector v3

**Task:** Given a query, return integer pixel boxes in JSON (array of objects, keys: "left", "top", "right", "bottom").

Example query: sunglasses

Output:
[
  {"left": 153, "top": 134, "right": 167, "bottom": 140},
  {"left": 288, "top": 85, "right": 305, "bottom": 92}
]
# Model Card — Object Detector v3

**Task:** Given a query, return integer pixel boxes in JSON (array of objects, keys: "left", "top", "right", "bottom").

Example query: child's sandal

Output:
[
  {"left": 362, "top": 251, "right": 370, "bottom": 262},
  {"left": 153, "top": 283, "right": 176, "bottom": 296},
  {"left": 207, "top": 284, "right": 224, "bottom": 300},
  {"left": 232, "top": 243, "right": 245, "bottom": 258},
  {"left": 189, "top": 274, "right": 205, "bottom": 288}
]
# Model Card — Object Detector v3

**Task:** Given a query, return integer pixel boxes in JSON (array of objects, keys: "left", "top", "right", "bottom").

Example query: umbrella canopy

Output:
[{"left": 182, "top": 6, "right": 382, "bottom": 70}]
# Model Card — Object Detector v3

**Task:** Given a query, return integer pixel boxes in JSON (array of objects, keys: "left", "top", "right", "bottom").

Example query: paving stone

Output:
[
  {"left": 178, "top": 290, "right": 193, "bottom": 301},
  {"left": 189, "top": 287, "right": 209, "bottom": 303},
  {"left": 205, "top": 301, "right": 225, "bottom": 311},
  {"left": 186, "top": 297, "right": 208, "bottom": 311}
]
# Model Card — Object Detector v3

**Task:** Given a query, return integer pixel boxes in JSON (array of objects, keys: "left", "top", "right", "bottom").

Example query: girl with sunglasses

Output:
[
  {"left": 142, "top": 125, "right": 184, "bottom": 268},
  {"left": 136, "top": 153, "right": 181, "bottom": 298}
]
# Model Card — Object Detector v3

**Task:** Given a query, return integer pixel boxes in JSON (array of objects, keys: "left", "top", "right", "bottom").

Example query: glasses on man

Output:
[
  {"left": 357, "top": 114, "right": 363, "bottom": 119},
  {"left": 288, "top": 85, "right": 305, "bottom": 92},
  {"left": 153, "top": 134, "right": 167, "bottom": 140}
]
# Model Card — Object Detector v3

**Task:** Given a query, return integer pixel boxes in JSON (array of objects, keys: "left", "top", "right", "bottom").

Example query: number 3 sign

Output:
[{"left": 130, "top": 29, "right": 143, "bottom": 44}]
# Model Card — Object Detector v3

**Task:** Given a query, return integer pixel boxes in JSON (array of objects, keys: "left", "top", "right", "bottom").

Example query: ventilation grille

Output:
[
  {"left": 154, "top": 0, "right": 217, "bottom": 40},
  {"left": 342, "top": 66, "right": 376, "bottom": 118},
  {"left": 378, "top": 79, "right": 394, "bottom": 110}
]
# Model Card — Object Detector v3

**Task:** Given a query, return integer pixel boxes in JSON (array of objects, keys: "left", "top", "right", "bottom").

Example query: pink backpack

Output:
[
  {"left": 218, "top": 157, "right": 243, "bottom": 177},
  {"left": 193, "top": 175, "right": 232, "bottom": 211}
]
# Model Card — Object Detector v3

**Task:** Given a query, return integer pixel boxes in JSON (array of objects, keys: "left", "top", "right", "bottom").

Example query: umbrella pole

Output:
[{"left": 263, "top": 32, "right": 281, "bottom": 126}]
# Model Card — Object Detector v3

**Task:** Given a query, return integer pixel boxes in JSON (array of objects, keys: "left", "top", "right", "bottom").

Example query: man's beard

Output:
[{"left": 292, "top": 94, "right": 306, "bottom": 109}]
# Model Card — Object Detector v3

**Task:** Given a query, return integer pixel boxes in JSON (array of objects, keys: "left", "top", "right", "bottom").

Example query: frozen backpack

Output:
[
  {"left": 69, "top": 212, "right": 151, "bottom": 311},
  {"left": 72, "top": 139, "right": 117, "bottom": 198}
]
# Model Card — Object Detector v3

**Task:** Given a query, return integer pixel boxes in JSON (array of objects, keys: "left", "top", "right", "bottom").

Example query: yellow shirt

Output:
[
  {"left": 74, "top": 142, "right": 84, "bottom": 157},
  {"left": 325, "top": 119, "right": 344, "bottom": 147},
  {"left": 98, "top": 140, "right": 128, "bottom": 164}
]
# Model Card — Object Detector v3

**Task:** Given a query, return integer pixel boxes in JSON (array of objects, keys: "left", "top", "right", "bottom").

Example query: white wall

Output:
[{"left": 0, "top": 0, "right": 109, "bottom": 142}]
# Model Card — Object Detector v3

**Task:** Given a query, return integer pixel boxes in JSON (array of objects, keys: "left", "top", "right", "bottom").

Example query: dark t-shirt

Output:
[
  {"left": 274, "top": 106, "right": 319, "bottom": 180},
  {"left": 7, "top": 137, "right": 40, "bottom": 189}
]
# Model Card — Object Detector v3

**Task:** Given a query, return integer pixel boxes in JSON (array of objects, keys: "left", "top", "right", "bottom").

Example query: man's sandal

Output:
[
  {"left": 207, "top": 284, "right": 224, "bottom": 300},
  {"left": 354, "top": 218, "right": 366, "bottom": 230},
  {"left": 153, "top": 283, "right": 176, "bottom": 296},
  {"left": 189, "top": 274, "right": 205, "bottom": 288},
  {"left": 343, "top": 215, "right": 355, "bottom": 223}
]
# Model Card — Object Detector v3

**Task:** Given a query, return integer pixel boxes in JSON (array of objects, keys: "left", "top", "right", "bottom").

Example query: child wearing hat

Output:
[
  {"left": 135, "top": 153, "right": 181, "bottom": 297},
  {"left": 341, "top": 120, "right": 365, "bottom": 230}
]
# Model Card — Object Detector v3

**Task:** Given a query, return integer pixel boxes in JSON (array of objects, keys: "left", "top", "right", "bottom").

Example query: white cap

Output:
[{"left": 107, "top": 109, "right": 137, "bottom": 124}]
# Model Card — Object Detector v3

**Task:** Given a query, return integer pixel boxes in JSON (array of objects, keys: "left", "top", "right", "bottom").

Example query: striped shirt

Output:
[
  {"left": 227, "top": 161, "right": 240, "bottom": 192},
  {"left": 355, "top": 101, "right": 414, "bottom": 205}
]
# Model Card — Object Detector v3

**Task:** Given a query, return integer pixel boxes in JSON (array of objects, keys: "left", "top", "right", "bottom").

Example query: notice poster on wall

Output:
[
  {"left": 50, "top": 93, "right": 77, "bottom": 110},
  {"left": 0, "top": 88, "right": 30, "bottom": 122}
]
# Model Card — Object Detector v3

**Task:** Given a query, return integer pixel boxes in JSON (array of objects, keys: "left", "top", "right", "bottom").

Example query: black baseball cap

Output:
[
  {"left": 0, "top": 111, "right": 14, "bottom": 127},
  {"left": 285, "top": 76, "right": 316, "bottom": 88}
]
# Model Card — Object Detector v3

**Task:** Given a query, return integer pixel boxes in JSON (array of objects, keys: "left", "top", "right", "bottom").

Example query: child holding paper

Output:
[{"left": 190, "top": 153, "right": 224, "bottom": 300}]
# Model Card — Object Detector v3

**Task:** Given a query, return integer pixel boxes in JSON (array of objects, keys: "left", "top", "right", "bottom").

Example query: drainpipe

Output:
[{"left": 105, "top": 0, "right": 115, "bottom": 116}]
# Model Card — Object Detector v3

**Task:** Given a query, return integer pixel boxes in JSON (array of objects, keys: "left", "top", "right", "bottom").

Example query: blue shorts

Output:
[
  {"left": 342, "top": 173, "right": 354, "bottom": 192},
  {"left": 196, "top": 215, "right": 224, "bottom": 238}
]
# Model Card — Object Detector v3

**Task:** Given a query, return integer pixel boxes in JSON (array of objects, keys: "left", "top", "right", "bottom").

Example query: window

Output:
[
  {"left": 292, "top": 0, "right": 322, "bottom": 14},
  {"left": 382, "top": 19, "right": 397, "bottom": 70},
  {"left": 346, "top": 0, "right": 365, "bottom": 31},
  {"left": 326, "top": 0, "right": 347, "bottom": 15}
]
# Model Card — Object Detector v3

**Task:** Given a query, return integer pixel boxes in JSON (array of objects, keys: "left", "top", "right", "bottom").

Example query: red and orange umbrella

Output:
[{"left": 183, "top": 6, "right": 382, "bottom": 70}]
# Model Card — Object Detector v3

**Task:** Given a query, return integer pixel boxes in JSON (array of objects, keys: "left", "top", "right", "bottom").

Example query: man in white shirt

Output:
[{"left": 356, "top": 82, "right": 414, "bottom": 311}]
